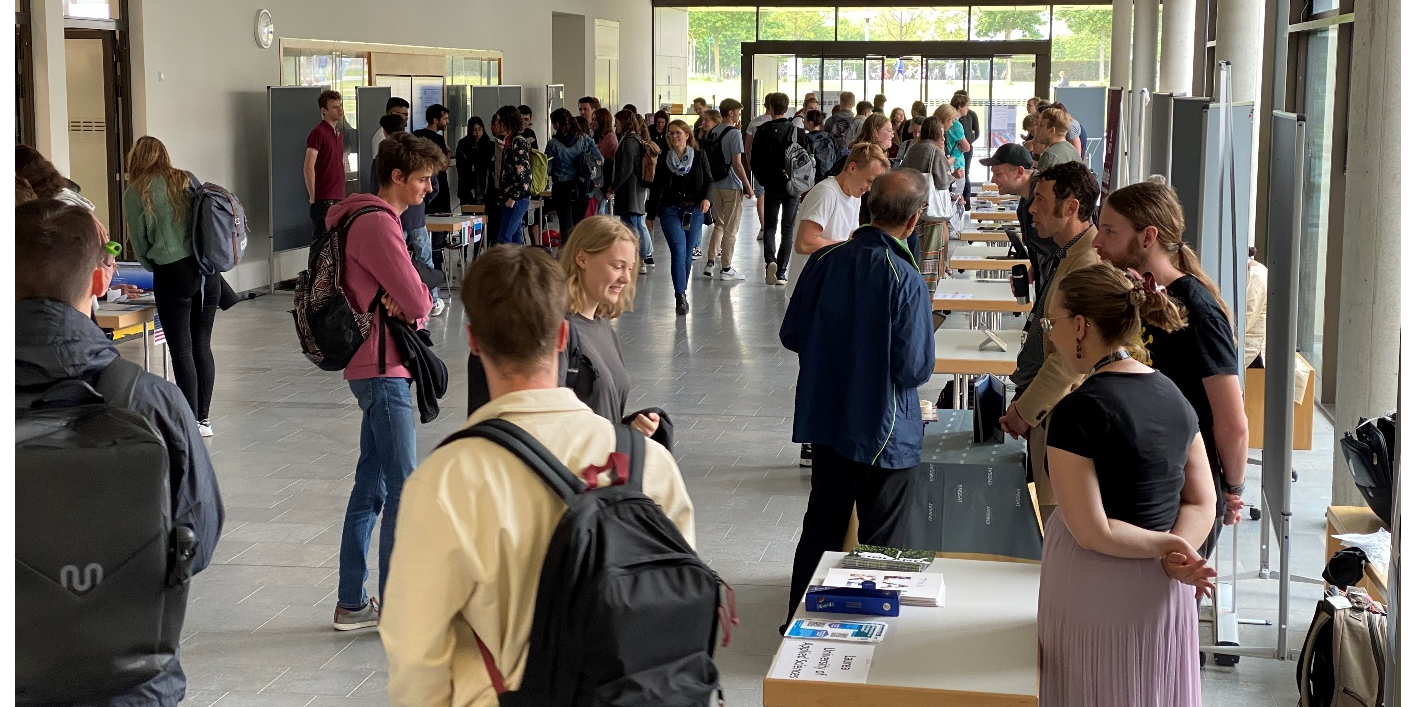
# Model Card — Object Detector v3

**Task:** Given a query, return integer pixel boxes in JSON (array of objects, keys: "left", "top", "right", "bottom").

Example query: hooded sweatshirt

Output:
[
  {"left": 16, "top": 297, "right": 224, "bottom": 707},
  {"left": 325, "top": 194, "right": 433, "bottom": 381}
]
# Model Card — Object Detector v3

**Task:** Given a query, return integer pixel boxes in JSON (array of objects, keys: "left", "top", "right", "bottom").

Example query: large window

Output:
[
  {"left": 836, "top": 8, "right": 968, "bottom": 41},
  {"left": 1051, "top": 5, "right": 1112, "bottom": 86},
  {"left": 759, "top": 7, "right": 835, "bottom": 41},
  {"left": 970, "top": 6, "right": 1051, "bottom": 41}
]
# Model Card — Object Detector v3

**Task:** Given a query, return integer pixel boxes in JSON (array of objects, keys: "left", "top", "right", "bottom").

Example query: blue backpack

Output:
[{"left": 186, "top": 172, "right": 247, "bottom": 275}]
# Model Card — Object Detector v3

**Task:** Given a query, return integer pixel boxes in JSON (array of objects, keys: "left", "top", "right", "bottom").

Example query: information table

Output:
[
  {"left": 764, "top": 551, "right": 1040, "bottom": 707},
  {"left": 95, "top": 302, "right": 157, "bottom": 371},
  {"left": 934, "top": 328, "right": 1022, "bottom": 376},
  {"left": 959, "top": 230, "right": 1012, "bottom": 244},
  {"left": 968, "top": 211, "right": 1019, "bottom": 223},
  {"left": 426, "top": 215, "right": 482, "bottom": 288},
  {"left": 933, "top": 279, "right": 1031, "bottom": 331},
  {"left": 949, "top": 245, "right": 1029, "bottom": 275}
]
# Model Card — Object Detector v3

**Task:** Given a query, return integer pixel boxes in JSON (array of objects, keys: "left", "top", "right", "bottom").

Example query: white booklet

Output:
[{"left": 823, "top": 568, "right": 946, "bottom": 607}]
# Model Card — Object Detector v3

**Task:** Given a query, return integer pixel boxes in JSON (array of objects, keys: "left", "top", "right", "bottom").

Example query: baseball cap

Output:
[{"left": 980, "top": 143, "right": 1033, "bottom": 168}]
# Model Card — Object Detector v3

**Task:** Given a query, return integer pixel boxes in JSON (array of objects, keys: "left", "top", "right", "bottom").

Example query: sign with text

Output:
[{"left": 768, "top": 640, "right": 874, "bottom": 684}]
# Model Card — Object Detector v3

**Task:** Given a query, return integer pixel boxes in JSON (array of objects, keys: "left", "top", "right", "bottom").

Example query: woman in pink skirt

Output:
[{"left": 1037, "top": 263, "right": 1219, "bottom": 706}]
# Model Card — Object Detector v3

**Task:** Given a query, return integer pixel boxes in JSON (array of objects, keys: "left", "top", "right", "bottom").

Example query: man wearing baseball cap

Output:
[{"left": 981, "top": 143, "right": 1056, "bottom": 293}]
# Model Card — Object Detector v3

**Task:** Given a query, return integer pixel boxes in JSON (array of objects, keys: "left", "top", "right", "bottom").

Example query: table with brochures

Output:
[{"left": 764, "top": 550, "right": 1040, "bottom": 707}]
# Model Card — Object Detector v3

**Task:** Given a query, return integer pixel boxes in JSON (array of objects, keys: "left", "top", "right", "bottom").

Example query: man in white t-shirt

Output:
[
  {"left": 787, "top": 143, "right": 891, "bottom": 297},
  {"left": 784, "top": 141, "right": 894, "bottom": 469}
]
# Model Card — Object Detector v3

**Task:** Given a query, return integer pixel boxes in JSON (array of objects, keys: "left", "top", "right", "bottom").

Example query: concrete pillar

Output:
[
  {"left": 1213, "top": 0, "right": 1264, "bottom": 103},
  {"left": 1110, "top": 0, "right": 1134, "bottom": 88},
  {"left": 1160, "top": 0, "right": 1198, "bottom": 94},
  {"left": 1331, "top": 0, "right": 1400, "bottom": 507},
  {"left": 30, "top": 0, "right": 69, "bottom": 173},
  {"left": 1131, "top": 0, "right": 1160, "bottom": 92}
]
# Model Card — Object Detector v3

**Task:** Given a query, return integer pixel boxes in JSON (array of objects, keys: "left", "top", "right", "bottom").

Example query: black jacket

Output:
[
  {"left": 413, "top": 128, "right": 452, "bottom": 214},
  {"left": 455, "top": 134, "right": 495, "bottom": 204},
  {"left": 386, "top": 316, "right": 447, "bottom": 424},
  {"left": 16, "top": 298, "right": 224, "bottom": 707},
  {"left": 749, "top": 118, "right": 808, "bottom": 191},
  {"left": 646, "top": 148, "right": 712, "bottom": 215}
]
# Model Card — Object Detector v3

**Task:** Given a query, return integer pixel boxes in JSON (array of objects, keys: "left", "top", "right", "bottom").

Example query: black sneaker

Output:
[
  {"left": 693, "top": 246, "right": 703, "bottom": 260},
  {"left": 675, "top": 293, "right": 690, "bottom": 315},
  {"left": 644, "top": 255, "right": 656, "bottom": 267},
  {"left": 800, "top": 443, "right": 812, "bottom": 467}
]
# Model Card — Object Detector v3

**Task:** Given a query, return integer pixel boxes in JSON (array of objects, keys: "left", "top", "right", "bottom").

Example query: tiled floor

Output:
[{"left": 147, "top": 207, "right": 1339, "bottom": 706}]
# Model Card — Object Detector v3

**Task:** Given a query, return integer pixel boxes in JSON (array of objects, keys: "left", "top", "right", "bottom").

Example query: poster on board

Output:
[
  {"left": 988, "top": 105, "right": 1017, "bottom": 148},
  {"left": 1100, "top": 87, "right": 1125, "bottom": 200}
]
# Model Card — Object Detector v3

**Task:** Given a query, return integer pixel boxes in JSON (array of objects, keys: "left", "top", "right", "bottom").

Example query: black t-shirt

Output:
[
  {"left": 1047, "top": 371, "right": 1198, "bottom": 532},
  {"left": 1144, "top": 275, "right": 1240, "bottom": 471},
  {"left": 521, "top": 128, "right": 539, "bottom": 151}
]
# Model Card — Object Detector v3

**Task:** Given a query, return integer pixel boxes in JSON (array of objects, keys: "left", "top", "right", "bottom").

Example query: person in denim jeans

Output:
[
  {"left": 646, "top": 119, "right": 712, "bottom": 315},
  {"left": 324, "top": 132, "right": 440, "bottom": 631},
  {"left": 606, "top": 110, "right": 656, "bottom": 273},
  {"left": 492, "top": 105, "right": 533, "bottom": 245}
]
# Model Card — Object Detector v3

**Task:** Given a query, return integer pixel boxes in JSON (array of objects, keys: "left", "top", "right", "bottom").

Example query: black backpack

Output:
[
  {"left": 292, "top": 206, "right": 384, "bottom": 371},
  {"left": 437, "top": 419, "right": 734, "bottom": 707},
  {"left": 16, "top": 358, "right": 200, "bottom": 704},
  {"left": 806, "top": 131, "right": 838, "bottom": 184},
  {"left": 701, "top": 124, "right": 737, "bottom": 183}
]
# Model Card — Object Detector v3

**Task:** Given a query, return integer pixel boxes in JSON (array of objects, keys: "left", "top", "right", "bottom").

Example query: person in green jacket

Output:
[{"left": 123, "top": 135, "right": 221, "bottom": 437}]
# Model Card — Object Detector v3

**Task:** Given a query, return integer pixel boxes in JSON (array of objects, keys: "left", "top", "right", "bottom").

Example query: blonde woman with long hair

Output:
[{"left": 123, "top": 135, "right": 221, "bottom": 436}]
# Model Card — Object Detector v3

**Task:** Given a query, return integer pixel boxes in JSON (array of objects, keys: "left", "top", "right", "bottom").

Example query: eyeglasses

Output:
[{"left": 1039, "top": 315, "right": 1076, "bottom": 335}]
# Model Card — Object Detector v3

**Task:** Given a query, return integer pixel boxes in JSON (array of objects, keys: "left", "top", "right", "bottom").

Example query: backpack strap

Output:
[
  {"left": 92, "top": 357, "right": 144, "bottom": 410},
  {"left": 436, "top": 418, "right": 586, "bottom": 501},
  {"left": 613, "top": 423, "right": 645, "bottom": 492},
  {"left": 474, "top": 633, "right": 507, "bottom": 696},
  {"left": 562, "top": 317, "right": 583, "bottom": 391}
]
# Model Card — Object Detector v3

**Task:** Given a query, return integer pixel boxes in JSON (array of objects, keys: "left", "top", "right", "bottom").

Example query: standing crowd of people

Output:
[{"left": 18, "top": 78, "right": 1258, "bottom": 707}]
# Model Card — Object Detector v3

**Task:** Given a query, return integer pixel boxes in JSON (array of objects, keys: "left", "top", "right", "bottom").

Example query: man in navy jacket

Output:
[{"left": 779, "top": 169, "right": 935, "bottom": 622}]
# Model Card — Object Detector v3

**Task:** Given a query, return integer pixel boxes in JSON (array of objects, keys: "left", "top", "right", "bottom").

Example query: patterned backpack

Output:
[{"left": 291, "top": 206, "right": 383, "bottom": 372}]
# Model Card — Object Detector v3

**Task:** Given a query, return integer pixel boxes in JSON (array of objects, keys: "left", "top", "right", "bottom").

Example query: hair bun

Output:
[
  {"left": 1127, "top": 285, "right": 1147, "bottom": 308},
  {"left": 1145, "top": 174, "right": 1168, "bottom": 186}
]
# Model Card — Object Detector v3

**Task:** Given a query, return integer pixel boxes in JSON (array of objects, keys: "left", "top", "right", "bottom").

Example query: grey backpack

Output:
[
  {"left": 15, "top": 358, "right": 199, "bottom": 704},
  {"left": 783, "top": 137, "right": 817, "bottom": 197},
  {"left": 187, "top": 172, "right": 248, "bottom": 275}
]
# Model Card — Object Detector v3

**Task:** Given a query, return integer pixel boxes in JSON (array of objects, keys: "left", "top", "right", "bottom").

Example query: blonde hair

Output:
[
  {"left": 1056, "top": 263, "right": 1188, "bottom": 357},
  {"left": 125, "top": 136, "right": 190, "bottom": 225},
  {"left": 932, "top": 103, "right": 958, "bottom": 127},
  {"left": 560, "top": 215, "right": 639, "bottom": 320},
  {"left": 1039, "top": 106, "right": 1071, "bottom": 134},
  {"left": 1104, "top": 180, "right": 1233, "bottom": 321},
  {"left": 844, "top": 142, "right": 890, "bottom": 171}
]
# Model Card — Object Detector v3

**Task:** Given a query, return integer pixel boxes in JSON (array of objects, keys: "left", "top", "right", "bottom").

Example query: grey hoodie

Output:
[{"left": 17, "top": 298, "right": 224, "bottom": 707}]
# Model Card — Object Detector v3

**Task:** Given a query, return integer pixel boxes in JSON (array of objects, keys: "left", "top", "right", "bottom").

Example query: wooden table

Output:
[
  {"left": 933, "top": 279, "right": 1031, "bottom": 332},
  {"left": 974, "top": 194, "right": 1020, "bottom": 205},
  {"left": 95, "top": 303, "right": 157, "bottom": 371},
  {"left": 949, "top": 245, "right": 1029, "bottom": 275},
  {"left": 960, "top": 230, "right": 1012, "bottom": 244},
  {"left": 1325, "top": 506, "right": 1388, "bottom": 602},
  {"left": 969, "top": 211, "right": 1019, "bottom": 223},
  {"left": 427, "top": 215, "right": 483, "bottom": 288},
  {"left": 764, "top": 551, "right": 1040, "bottom": 707},
  {"left": 934, "top": 328, "right": 1022, "bottom": 376}
]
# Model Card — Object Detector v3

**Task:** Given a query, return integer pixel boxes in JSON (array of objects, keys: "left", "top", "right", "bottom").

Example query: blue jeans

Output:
[
  {"left": 621, "top": 213, "right": 653, "bottom": 259},
  {"left": 338, "top": 377, "right": 417, "bottom": 609},
  {"left": 404, "top": 226, "right": 438, "bottom": 302},
  {"left": 659, "top": 205, "right": 703, "bottom": 295},
  {"left": 497, "top": 197, "right": 531, "bottom": 245}
]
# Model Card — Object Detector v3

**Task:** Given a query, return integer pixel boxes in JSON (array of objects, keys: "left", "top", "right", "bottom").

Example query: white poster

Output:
[{"left": 769, "top": 640, "right": 874, "bottom": 684}]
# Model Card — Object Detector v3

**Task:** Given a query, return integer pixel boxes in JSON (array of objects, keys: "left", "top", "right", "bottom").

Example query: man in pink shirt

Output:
[{"left": 324, "top": 131, "right": 444, "bottom": 631}]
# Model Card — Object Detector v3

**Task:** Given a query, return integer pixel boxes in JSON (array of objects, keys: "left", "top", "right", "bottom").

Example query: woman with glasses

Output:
[
  {"left": 1037, "top": 262, "right": 1217, "bottom": 706},
  {"left": 124, "top": 136, "right": 222, "bottom": 436}
]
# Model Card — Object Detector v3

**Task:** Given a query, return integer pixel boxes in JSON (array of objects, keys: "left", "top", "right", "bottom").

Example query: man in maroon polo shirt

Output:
[{"left": 304, "top": 89, "right": 347, "bottom": 241}]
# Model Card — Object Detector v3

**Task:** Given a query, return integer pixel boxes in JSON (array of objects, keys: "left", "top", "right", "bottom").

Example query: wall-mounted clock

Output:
[{"left": 255, "top": 9, "right": 275, "bottom": 49}]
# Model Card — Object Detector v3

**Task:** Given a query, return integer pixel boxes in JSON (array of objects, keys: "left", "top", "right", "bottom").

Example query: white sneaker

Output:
[
  {"left": 765, "top": 262, "right": 778, "bottom": 284},
  {"left": 197, "top": 420, "right": 213, "bottom": 438},
  {"left": 703, "top": 261, "right": 715, "bottom": 278},
  {"left": 430, "top": 299, "right": 447, "bottom": 317},
  {"left": 718, "top": 267, "right": 746, "bottom": 281},
  {"left": 639, "top": 263, "right": 648, "bottom": 274}
]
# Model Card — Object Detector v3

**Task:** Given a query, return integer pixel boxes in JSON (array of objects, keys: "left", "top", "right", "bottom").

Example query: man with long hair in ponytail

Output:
[{"left": 1093, "top": 178, "right": 1247, "bottom": 556}]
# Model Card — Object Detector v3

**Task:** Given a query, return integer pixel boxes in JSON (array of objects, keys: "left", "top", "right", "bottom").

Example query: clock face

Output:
[{"left": 256, "top": 10, "right": 274, "bottom": 49}]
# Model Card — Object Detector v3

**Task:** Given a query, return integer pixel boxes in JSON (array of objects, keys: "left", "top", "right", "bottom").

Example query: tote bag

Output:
[{"left": 924, "top": 149, "right": 954, "bottom": 221}]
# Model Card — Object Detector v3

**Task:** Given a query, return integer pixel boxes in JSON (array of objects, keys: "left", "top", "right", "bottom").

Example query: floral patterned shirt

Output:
[{"left": 500, "top": 134, "right": 533, "bottom": 202}]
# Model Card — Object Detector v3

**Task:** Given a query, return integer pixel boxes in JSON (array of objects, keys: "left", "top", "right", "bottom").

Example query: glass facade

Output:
[
  {"left": 1296, "top": 28, "right": 1337, "bottom": 375},
  {"left": 1051, "top": 5, "right": 1113, "bottom": 86},
  {"left": 970, "top": 5, "right": 1051, "bottom": 41}
]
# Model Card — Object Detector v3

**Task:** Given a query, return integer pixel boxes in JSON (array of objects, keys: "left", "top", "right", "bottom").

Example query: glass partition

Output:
[{"left": 1297, "top": 27, "right": 1337, "bottom": 374}]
